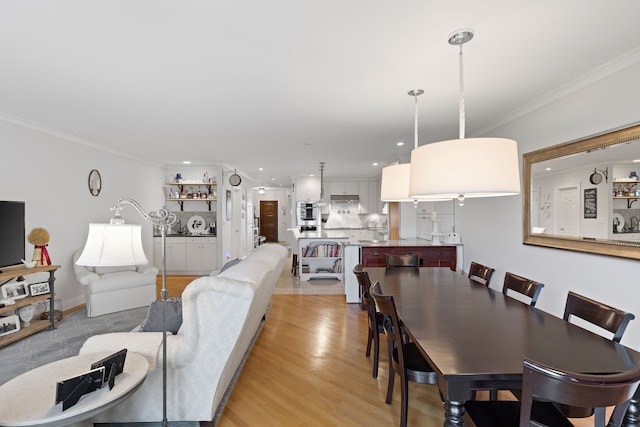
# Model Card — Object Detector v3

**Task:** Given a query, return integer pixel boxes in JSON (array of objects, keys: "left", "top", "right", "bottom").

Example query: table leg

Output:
[
  {"left": 444, "top": 400, "right": 466, "bottom": 426},
  {"left": 622, "top": 396, "right": 640, "bottom": 427},
  {"left": 47, "top": 269, "right": 56, "bottom": 330}
]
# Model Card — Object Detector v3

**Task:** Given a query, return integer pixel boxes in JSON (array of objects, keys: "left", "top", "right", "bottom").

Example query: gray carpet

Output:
[{"left": 0, "top": 305, "right": 265, "bottom": 426}]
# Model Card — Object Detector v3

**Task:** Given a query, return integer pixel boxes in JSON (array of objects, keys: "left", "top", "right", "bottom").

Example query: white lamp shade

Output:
[
  {"left": 409, "top": 137, "right": 521, "bottom": 199},
  {"left": 76, "top": 223, "right": 148, "bottom": 266},
  {"left": 381, "top": 164, "right": 412, "bottom": 202}
]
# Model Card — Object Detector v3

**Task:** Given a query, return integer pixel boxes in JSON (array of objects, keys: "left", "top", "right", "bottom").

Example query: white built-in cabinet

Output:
[
  {"left": 154, "top": 236, "right": 217, "bottom": 274},
  {"left": 295, "top": 177, "right": 321, "bottom": 202},
  {"left": 330, "top": 181, "right": 358, "bottom": 195},
  {"left": 326, "top": 180, "right": 381, "bottom": 213}
]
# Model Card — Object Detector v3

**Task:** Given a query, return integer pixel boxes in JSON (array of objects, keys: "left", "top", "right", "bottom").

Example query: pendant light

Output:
[
  {"left": 381, "top": 90, "right": 424, "bottom": 203},
  {"left": 381, "top": 90, "right": 452, "bottom": 203},
  {"left": 318, "top": 161, "right": 327, "bottom": 205},
  {"left": 409, "top": 29, "right": 520, "bottom": 206}
]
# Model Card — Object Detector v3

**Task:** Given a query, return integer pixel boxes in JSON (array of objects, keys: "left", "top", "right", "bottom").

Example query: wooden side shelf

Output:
[{"left": 0, "top": 264, "right": 59, "bottom": 349}]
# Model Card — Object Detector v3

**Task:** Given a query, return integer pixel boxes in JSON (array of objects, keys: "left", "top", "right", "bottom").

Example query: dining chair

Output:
[
  {"left": 385, "top": 254, "right": 419, "bottom": 268},
  {"left": 370, "top": 281, "right": 438, "bottom": 427},
  {"left": 464, "top": 357, "right": 640, "bottom": 427},
  {"left": 556, "top": 291, "right": 636, "bottom": 425},
  {"left": 467, "top": 261, "right": 495, "bottom": 286},
  {"left": 353, "top": 264, "right": 384, "bottom": 378},
  {"left": 502, "top": 272, "right": 545, "bottom": 307}
]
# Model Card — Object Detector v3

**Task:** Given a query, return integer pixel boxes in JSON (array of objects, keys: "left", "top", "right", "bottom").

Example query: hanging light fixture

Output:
[
  {"left": 318, "top": 161, "right": 327, "bottom": 205},
  {"left": 409, "top": 29, "right": 520, "bottom": 206}
]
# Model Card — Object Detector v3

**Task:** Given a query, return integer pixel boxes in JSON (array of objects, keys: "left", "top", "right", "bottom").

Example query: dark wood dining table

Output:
[{"left": 366, "top": 267, "right": 640, "bottom": 427}]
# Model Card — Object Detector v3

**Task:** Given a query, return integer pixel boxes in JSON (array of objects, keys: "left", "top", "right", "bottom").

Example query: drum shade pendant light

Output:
[
  {"left": 381, "top": 91, "right": 450, "bottom": 203},
  {"left": 409, "top": 29, "right": 520, "bottom": 206}
]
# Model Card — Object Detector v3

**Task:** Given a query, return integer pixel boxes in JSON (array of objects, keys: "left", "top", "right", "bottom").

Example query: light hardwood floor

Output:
[{"left": 158, "top": 273, "right": 601, "bottom": 426}]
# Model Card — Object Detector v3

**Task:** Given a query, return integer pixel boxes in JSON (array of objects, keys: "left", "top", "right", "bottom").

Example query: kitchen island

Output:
[{"left": 297, "top": 230, "right": 350, "bottom": 281}]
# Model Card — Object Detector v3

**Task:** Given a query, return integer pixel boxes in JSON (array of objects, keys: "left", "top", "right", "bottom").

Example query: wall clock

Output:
[
  {"left": 229, "top": 170, "right": 242, "bottom": 187},
  {"left": 88, "top": 169, "right": 102, "bottom": 196}
]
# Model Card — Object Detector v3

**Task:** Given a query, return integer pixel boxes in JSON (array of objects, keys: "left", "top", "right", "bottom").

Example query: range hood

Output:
[{"left": 330, "top": 195, "right": 360, "bottom": 203}]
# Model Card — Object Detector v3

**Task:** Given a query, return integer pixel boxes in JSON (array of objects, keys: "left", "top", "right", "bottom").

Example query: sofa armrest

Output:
[
  {"left": 76, "top": 270, "right": 100, "bottom": 286},
  {"left": 80, "top": 332, "right": 165, "bottom": 369},
  {"left": 137, "top": 264, "right": 159, "bottom": 275}
]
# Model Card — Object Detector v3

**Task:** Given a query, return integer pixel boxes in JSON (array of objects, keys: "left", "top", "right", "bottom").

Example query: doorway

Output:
[
  {"left": 260, "top": 200, "right": 279, "bottom": 242},
  {"left": 556, "top": 185, "right": 580, "bottom": 236}
]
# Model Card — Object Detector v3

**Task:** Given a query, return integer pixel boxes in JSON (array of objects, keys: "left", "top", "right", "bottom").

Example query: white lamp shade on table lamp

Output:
[
  {"left": 409, "top": 137, "right": 520, "bottom": 200},
  {"left": 76, "top": 223, "right": 148, "bottom": 266}
]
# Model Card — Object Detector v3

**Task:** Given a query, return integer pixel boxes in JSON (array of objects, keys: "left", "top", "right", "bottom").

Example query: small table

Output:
[{"left": 0, "top": 352, "right": 148, "bottom": 427}]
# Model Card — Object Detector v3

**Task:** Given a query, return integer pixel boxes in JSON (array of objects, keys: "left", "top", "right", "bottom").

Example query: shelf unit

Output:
[
  {"left": 299, "top": 239, "right": 344, "bottom": 281},
  {"left": 166, "top": 182, "right": 217, "bottom": 211},
  {"left": 0, "top": 264, "right": 59, "bottom": 348},
  {"left": 612, "top": 180, "right": 639, "bottom": 208}
]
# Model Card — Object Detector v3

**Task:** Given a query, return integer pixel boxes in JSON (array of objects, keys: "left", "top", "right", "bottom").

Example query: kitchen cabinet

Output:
[
  {"left": 330, "top": 181, "right": 359, "bottom": 195},
  {"left": 186, "top": 237, "right": 217, "bottom": 272},
  {"left": 295, "top": 177, "right": 321, "bottom": 202},
  {"left": 154, "top": 236, "right": 217, "bottom": 274},
  {"left": 361, "top": 245, "right": 457, "bottom": 270},
  {"left": 358, "top": 182, "right": 370, "bottom": 213},
  {"left": 368, "top": 181, "right": 380, "bottom": 213}
]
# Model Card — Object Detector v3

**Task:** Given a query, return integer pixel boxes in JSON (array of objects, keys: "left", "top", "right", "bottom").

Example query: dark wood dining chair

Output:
[
  {"left": 502, "top": 272, "right": 545, "bottom": 307},
  {"left": 353, "top": 264, "right": 384, "bottom": 378},
  {"left": 465, "top": 357, "right": 640, "bottom": 427},
  {"left": 467, "top": 261, "right": 495, "bottom": 286},
  {"left": 385, "top": 253, "right": 419, "bottom": 267},
  {"left": 370, "top": 281, "right": 438, "bottom": 427},
  {"left": 556, "top": 291, "right": 636, "bottom": 425}
]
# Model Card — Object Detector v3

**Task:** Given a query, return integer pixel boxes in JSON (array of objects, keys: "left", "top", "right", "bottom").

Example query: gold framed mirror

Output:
[{"left": 523, "top": 123, "right": 640, "bottom": 260}]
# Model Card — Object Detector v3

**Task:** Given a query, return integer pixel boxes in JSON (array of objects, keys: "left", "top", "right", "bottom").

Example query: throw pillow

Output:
[{"left": 139, "top": 297, "right": 183, "bottom": 334}]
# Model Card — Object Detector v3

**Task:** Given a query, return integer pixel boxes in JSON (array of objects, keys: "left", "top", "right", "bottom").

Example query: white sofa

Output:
[
  {"left": 73, "top": 249, "right": 158, "bottom": 317},
  {"left": 79, "top": 243, "right": 288, "bottom": 424}
]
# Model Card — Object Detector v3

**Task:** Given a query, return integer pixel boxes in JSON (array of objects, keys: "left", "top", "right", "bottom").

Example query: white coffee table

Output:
[{"left": 0, "top": 351, "right": 148, "bottom": 427}]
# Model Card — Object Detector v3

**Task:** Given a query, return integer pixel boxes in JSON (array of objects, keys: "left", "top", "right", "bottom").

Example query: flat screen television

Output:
[{"left": 0, "top": 201, "right": 25, "bottom": 272}]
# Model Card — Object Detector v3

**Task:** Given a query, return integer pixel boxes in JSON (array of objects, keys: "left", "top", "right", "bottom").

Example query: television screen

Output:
[{"left": 0, "top": 201, "right": 25, "bottom": 271}]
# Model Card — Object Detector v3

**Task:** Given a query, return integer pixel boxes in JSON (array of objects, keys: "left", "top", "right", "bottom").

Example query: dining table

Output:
[{"left": 366, "top": 267, "right": 640, "bottom": 427}]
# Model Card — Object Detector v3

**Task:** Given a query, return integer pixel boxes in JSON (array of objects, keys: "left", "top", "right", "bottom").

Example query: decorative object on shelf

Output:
[
  {"left": 88, "top": 169, "right": 102, "bottom": 196},
  {"left": 29, "top": 281, "right": 50, "bottom": 296},
  {"left": 0, "top": 314, "right": 20, "bottom": 337},
  {"left": 174, "top": 173, "right": 183, "bottom": 183},
  {"left": 16, "top": 304, "right": 35, "bottom": 327},
  {"left": 229, "top": 169, "right": 242, "bottom": 186},
  {"left": 630, "top": 171, "right": 638, "bottom": 180},
  {"left": 589, "top": 167, "right": 608, "bottom": 185},
  {"left": 1, "top": 280, "right": 29, "bottom": 300},
  {"left": 21, "top": 259, "right": 36, "bottom": 268},
  {"left": 186, "top": 215, "right": 207, "bottom": 234},
  {"left": 76, "top": 197, "right": 176, "bottom": 427},
  {"left": 409, "top": 29, "right": 520, "bottom": 206},
  {"left": 28, "top": 227, "right": 51, "bottom": 266}
]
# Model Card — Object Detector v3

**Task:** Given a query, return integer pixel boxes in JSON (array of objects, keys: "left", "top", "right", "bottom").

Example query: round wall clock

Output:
[
  {"left": 88, "top": 169, "right": 102, "bottom": 196},
  {"left": 229, "top": 171, "right": 242, "bottom": 187},
  {"left": 589, "top": 169, "right": 603, "bottom": 185}
]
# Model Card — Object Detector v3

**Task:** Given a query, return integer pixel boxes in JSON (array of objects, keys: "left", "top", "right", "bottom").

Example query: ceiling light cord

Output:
[{"left": 458, "top": 43, "right": 466, "bottom": 140}]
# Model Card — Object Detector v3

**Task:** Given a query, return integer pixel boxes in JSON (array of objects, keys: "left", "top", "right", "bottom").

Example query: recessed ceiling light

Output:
[
  {"left": 182, "top": 161, "right": 191, "bottom": 164},
  {"left": 633, "top": 159, "right": 640, "bottom": 163},
  {"left": 309, "top": 174, "right": 314, "bottom": 177},
  {"left": 397, "top": 141, "right": 404, "bottom": 146},
  {"left": 272, "top": 177, "right": 276, "bottom": 181},
  {"left": 545, "top": 167, "right": 551, "bottom": 171},
  {"left": 373, "top": 162, "right": 378, "bottom": 166},
  {"left": 258, "top": 167, "right": 264, "bottom": 171}
]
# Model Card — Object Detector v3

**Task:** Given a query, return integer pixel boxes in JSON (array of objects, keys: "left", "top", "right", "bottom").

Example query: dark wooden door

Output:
[{"left": 260, "top": 200, "right": 278, "bottom": 242}]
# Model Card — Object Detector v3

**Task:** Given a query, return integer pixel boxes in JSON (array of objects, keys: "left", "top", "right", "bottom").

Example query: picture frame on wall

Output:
[
  {"left": 1, "top": 281, "right": 29, "bottom": 300},
  {"left": 226, "top": 189, "right": 232, "bottom": 221},
  {"left": 29, "top": 282, "right": 50, "bottom": 296},
  {"left": 584, "top": 188, "right": 597, "bottom": 219}
]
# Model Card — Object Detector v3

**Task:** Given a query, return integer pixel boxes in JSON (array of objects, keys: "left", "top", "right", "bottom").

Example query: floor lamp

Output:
[{"left": 76, "top": 197, "right": 176, "bottom": 427}]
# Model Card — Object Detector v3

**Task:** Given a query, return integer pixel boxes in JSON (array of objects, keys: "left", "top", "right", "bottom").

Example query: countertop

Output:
[
  {"left": 153, "top": 233, "right": 217, "bottom": 238},
  {"left": 351, "top": 238, "right": 462, "bottom": 247}
]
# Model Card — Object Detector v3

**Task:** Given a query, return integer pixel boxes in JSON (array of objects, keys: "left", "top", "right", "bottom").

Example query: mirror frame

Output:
[{"left": 523, "top": 123, "right": 640, "bottom": 260}]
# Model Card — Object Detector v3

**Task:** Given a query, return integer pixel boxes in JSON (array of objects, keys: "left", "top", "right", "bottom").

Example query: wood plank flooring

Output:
[{"left": 157, "top": 275, "right": 600, "bottom": 426}]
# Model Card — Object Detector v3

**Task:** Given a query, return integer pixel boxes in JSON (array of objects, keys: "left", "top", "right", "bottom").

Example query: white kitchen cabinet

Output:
[
  {"left": 295, "top": 177, "right": 321, "bottom": 201},
  {"left": 330, "top": 181, "right": 358, "bottom": 195},
  {"left": 368, "top": 181, "right": 380, "bottom": 213},
  {"left": 154, "top": 236, "right": 217, "bottom": 274},
  {"left": 358, "top": 182, "right": 370, "bottom": 213},
  {"left": 186, "top": 237, "right": 217, "bottom": 272}
]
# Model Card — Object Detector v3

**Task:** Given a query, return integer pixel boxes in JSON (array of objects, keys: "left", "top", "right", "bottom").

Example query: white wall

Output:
[
  {"left": 457, "top": 61, "right": 640, "bottom": 350},
  {"left": 0, "top": 119, "right": 163, "bottom": 310}
]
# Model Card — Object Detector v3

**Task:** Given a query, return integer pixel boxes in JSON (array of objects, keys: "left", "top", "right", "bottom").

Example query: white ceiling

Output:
[{"left": 2, "top": 1, "right": 640, "bottom": 187}]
